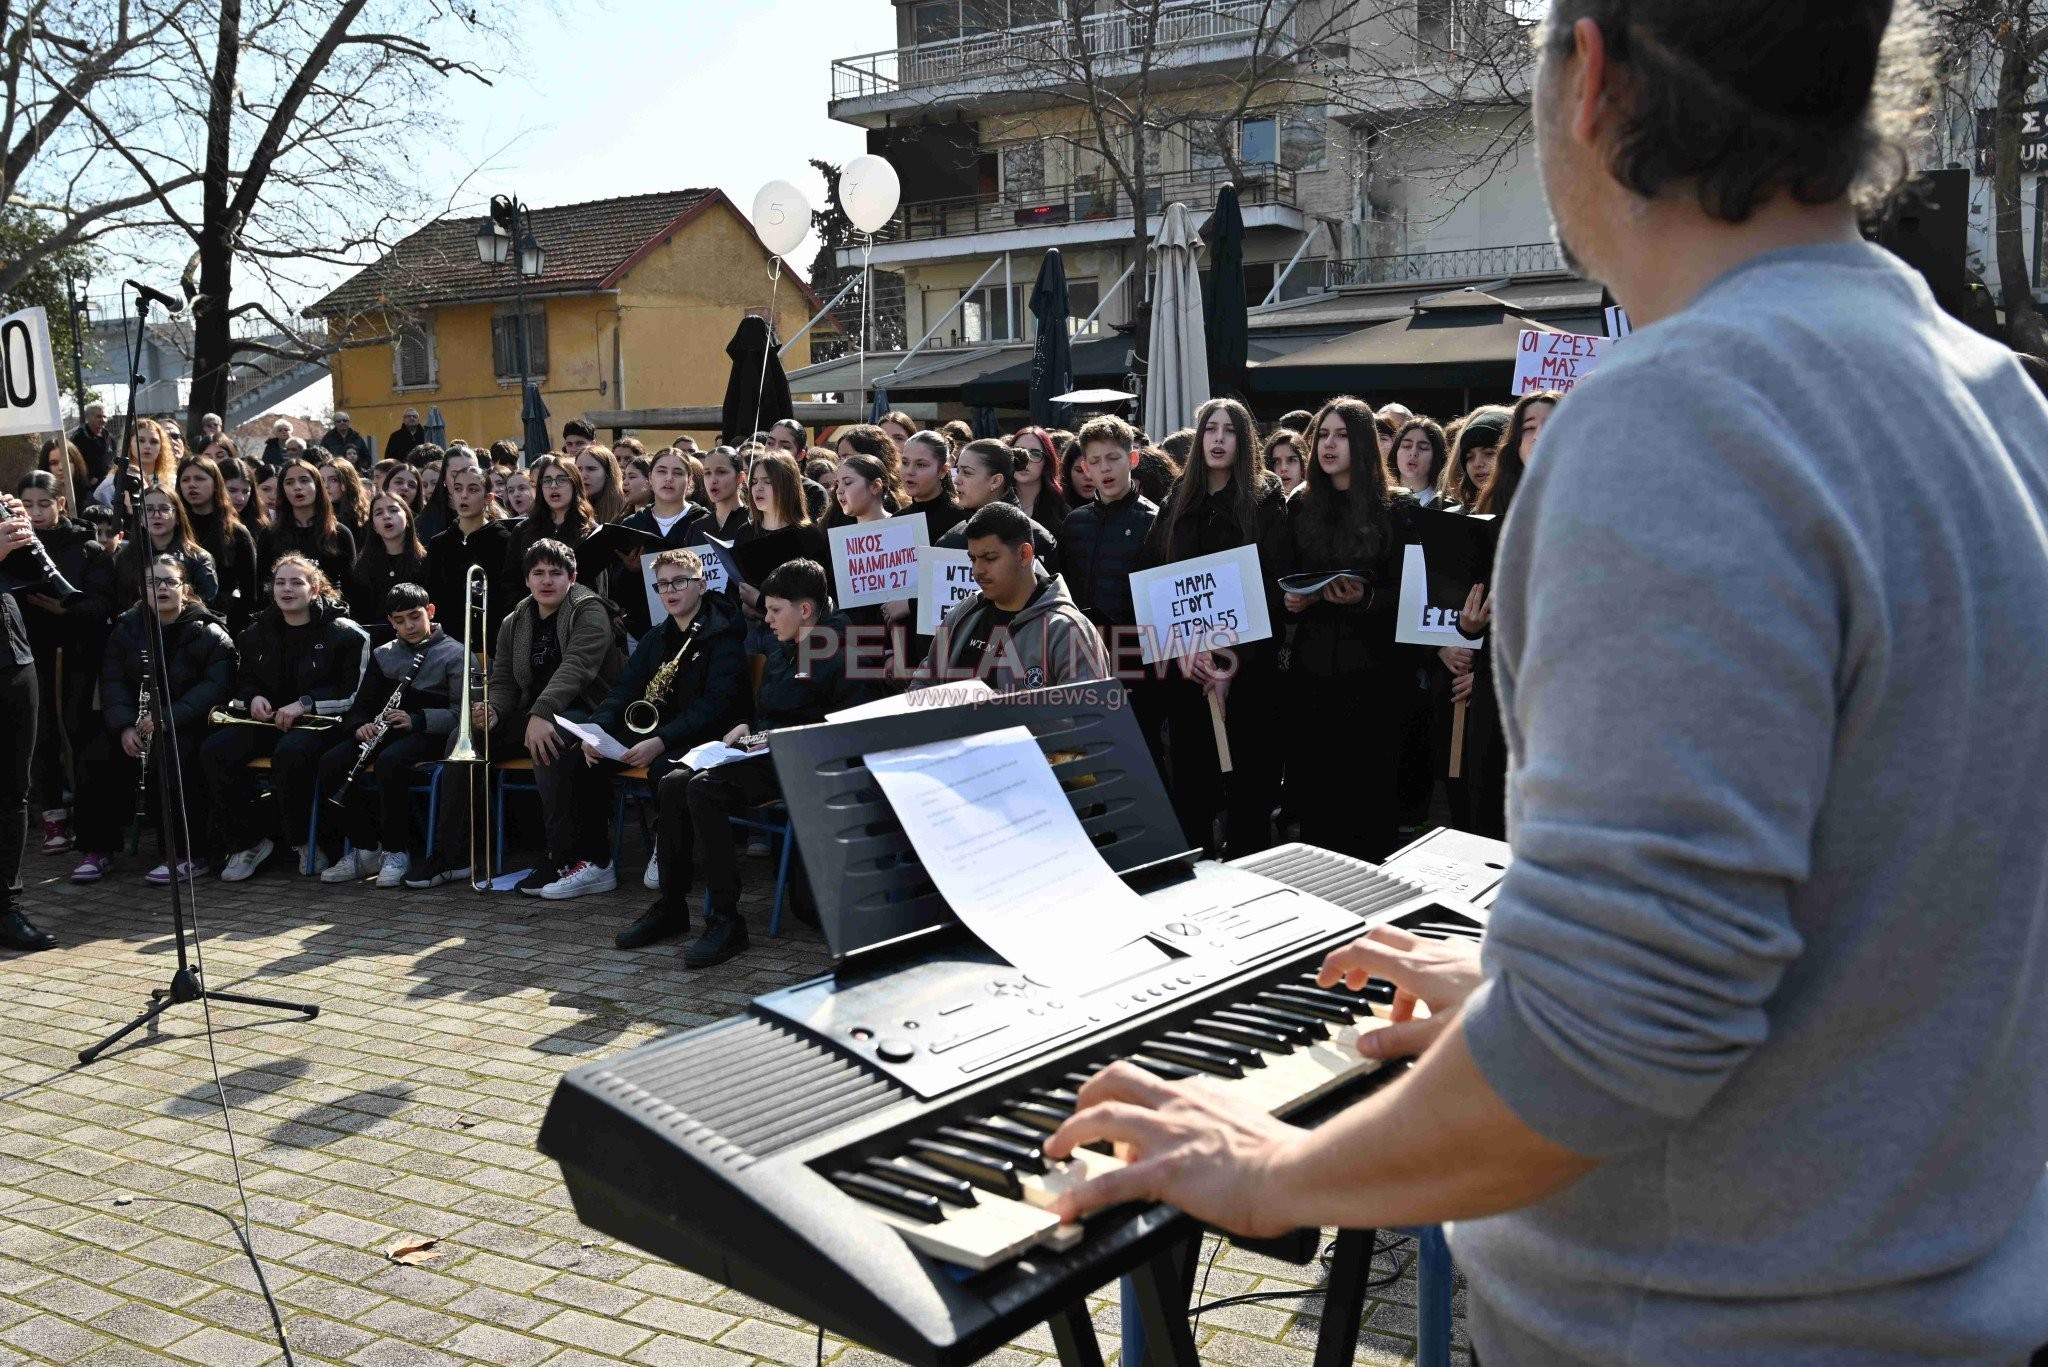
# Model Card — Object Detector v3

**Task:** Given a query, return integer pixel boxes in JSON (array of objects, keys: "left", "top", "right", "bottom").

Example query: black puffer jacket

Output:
[
  {"left": 591, "top": 593, "right": 748, "bottom": 750},
  {"left": 102, "top": 603, "right": 236, "bottom": 731},
  {"left": 937, "top": 506, "right": 1062, "bottom": 576},
  {"left": 232, "top": 598, "right": 371, "bottom": 718},
  {"left": 1059, "top": 487, "right": 1157, "bottom": 627}
]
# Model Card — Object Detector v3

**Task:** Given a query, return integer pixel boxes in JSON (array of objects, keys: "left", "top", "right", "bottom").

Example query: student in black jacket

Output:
[
  {"left": 580, "top": 551, "right": 749, "bottom": 950},
  {"left": 1141, "top": 398, "right": 1288, "bottom": 859},
  {"left": 1, "top": 491, "right": 82, "bottom": 950},
  {"left": 611, "top": 446, "right": 710, "bottom": 641},
  {"left": 1059, "top": 415, "right": 1158, "bottom": 634},
  {"left": 934, "top": 439, "right": 1061, "bottom": 572},
  {"left": 667, "top": 559, "right": 875, "bottom": 968},
  {"left": 260, "top": 458, "right": 356, "bottom": 595},
  {"left": 201, "top": 555, "right": 369, "bottom": 882},
  {"left": 12, "top": 475, "right": 111, "bottom": 854},
  {"left": 116, "top": 485, "right": 219, "bottom": 610},
  {"left": 177, "top": 453, "right": 260, "bottom": 636},
  {"left": 1277, "top": 396, "right": 1408, "bottom": 860},
  {"left": 69, "top": 557, "right": 237, "bottom": 885},
  {"left": 424, "top": 461, "right": 515, "bottom": 657},
  {"left": 350, "top": 492, "right": 430, "bottom": 647}
]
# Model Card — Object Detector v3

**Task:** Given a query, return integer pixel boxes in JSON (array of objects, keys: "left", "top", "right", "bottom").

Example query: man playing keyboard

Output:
[{"left": 1048, "top": 5, "right": 2048, "bottom": 1364}]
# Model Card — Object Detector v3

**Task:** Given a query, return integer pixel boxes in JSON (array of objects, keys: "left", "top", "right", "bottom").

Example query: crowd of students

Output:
[{"left": 0, "top": 391, "right": 1556, "bottom": 963}]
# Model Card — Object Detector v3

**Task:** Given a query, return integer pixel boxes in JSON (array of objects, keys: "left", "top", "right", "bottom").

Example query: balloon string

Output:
[
  {"left": 753, "top": 257, "right": 782, "bottom": 445},
  {"left": 859, "top": 234, "right": 873, "bottom": 423}
]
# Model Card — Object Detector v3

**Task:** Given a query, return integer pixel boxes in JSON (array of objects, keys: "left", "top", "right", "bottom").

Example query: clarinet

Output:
[
  {"left": 133, "top": 644, "right": 155, "bottom": 819},
  {"left": 328, "top": 646, "right": 431, "bottom": 805}
]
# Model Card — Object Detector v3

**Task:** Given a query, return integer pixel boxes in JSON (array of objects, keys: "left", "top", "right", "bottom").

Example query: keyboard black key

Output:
[
  {"left": 1218, "top": 1005, "right": 1323, "bottom": 1042},
  {"left": 833, "top": 1171, "right": 943, "bottom": 1223},
  {"left": 1125, "top": 1054, "right": 1200, "bottom": 1082},
  {"left": 1268, "top": 984, "right": 1369, "bottom": 1017},
  {"left": 1257, "top": 989, "right": 1351, "bottom": 1023},
  {"left": 1162, "top": 1031, "right": 1267, "bottom": 1068},
  {"left": 968, "top": 1116, "right": 1051, "bottom": 1147},
  {"left": 863, "top": 1156, "right": 977, "bottom": 1207},
  {"left": 936, "top": 1126, "right": 1047, "bottom": 1174},
  {"left": 1002, "top": 1100, "right": 1069, "bottom": 1132},
  {"left": 1137, "top": 1041, "right": 1245, "bottom": 1078},
  {"left": 1192, "top": 1016, "right": 1294, "bottom": 1053},
  {"left": 906, "top": 1139, "right": 1023, "bottom": 1198},
  {"left": 1031, "top": 1087, "right": 1080, "bottom": 1110}
]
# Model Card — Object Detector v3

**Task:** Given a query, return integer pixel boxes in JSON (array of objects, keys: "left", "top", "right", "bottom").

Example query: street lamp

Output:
[
  {"left": 476, "top": 193, "right": 546, "bottom": 409},
  {"left": 62, "top": 273, "right": 90, "bottom": 419}
]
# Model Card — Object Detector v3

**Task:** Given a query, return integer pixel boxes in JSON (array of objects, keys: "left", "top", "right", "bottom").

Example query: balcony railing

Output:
[
  {"left": 832, "top": 0, "right": 1290, "bottom": 103},
  {"left": 864, "top": 164, "right": 1296, "bottom": 247},
  {"left": 1329, "top": 241, "right": 1565, "bottom": 287}
]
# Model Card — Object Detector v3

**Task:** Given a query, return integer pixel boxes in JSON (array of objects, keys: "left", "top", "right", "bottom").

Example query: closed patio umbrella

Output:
[
  {"left": 520, "top": 385, "right": 550, "bottom": 462},
  {"left": 1203, "top": 184, "right": 1248, "bottom": 400},
  {"left": 1145, "top": 202, "right": 1209, "bottom": 440},
  {"left": 1027, "top": 249, "right": 1073, "bottom": 430},
  {"left": 721, "top": 315, "right": 793, "bottom": 444}
]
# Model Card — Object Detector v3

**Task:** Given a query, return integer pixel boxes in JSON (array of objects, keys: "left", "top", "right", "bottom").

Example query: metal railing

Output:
[
  {"left": 867, "top": 164, "right": 1296, "bottom": 246},
  {"left": 832, "top": 0, "right": 1289, "bottom": 102},
  {"left": 1329, "top": 241, "right": 1565, "bottom": 287}
]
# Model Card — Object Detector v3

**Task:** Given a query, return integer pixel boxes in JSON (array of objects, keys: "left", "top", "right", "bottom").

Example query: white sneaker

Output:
[
  {"left": 320, "top": 847, "right": 383, "bottom": 884},
  {"left": 745, "top": 833, "right": 770, "bottom": 857},
  {"left": 296, "top": 845, "right": 331, "bottom": 877},
  {"left": 221, "top": 840, "right": 275, "bottom": 883},
  {"left": 539, "top": 861, "right": 618, "bottom": 900},
  {"left": 642, "top": 854, "right": 660, "bottom": 891},
  {"left": 375, "top": 852, "right": 412, "bottom": 889}
]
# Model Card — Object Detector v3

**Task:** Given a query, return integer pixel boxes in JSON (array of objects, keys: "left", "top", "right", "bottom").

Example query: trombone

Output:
[{"left": 441, "top": 563, "right": 493, "bottom": 891}]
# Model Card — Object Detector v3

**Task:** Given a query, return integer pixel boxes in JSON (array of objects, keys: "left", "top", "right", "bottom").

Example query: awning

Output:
[
  {"left": 961, "top": 334, "right": 1141, "bottom": 409},
  {"left": 784, "top": 344, "right": 1025, "bottom": 399},
  {"left": 1248, "top": 290, "right": 1567, "bottom": 397}
]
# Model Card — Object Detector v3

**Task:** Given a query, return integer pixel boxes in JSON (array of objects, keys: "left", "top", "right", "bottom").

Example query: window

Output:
[
  {"left": 1000, "top": 141, "right": 1046, "bottom": 203},
  {"left": 1240, "top": 118, "right": 1279, "bottom": 169},
  {"left": 914, "top": 2, "right": 957, "bottom": 44},
  {"left": 1067, "top": 279, "right": 1101, "bottom": 337},
  {"left": 491, "top": 307, "right": 548, "bottom": 380},
  {"left": 1280, "top": 109, "right": 1326, "bottom": 173},
  {"left": 393, "top": 317, "right": 436, "bottom": 389},
  {"left": 961, "top": 283, "right": 1024, "bottom": 343}
]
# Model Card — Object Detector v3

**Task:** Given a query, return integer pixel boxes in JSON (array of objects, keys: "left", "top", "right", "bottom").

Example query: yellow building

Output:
[{"left": 308, "top": 188, "right": 832, "bottom": 452}]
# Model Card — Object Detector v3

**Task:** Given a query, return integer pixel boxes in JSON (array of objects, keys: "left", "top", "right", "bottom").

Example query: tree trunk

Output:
[
  {"left": 187, "top": 0, "right": 243, "bottom": 434},
  {"left": 1994, "top": 11, "right": 2048, "bottom": 358}
]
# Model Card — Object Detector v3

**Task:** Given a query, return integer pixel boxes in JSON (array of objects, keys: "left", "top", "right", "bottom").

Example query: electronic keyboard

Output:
[{"left": 539, "top": 843, "right": 1498, "bottom": 1367}]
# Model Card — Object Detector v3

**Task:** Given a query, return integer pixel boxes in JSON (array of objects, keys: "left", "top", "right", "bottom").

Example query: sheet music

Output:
[
  {"left": 555, "top": 716, "right": 628, "bottom": 762},
  {"left": 864, "top": 726, "right": 1165, "bottom": 992}
]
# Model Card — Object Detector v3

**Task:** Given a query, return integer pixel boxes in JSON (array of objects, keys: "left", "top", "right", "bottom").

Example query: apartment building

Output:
[{"left": 813, "top": 0, "right": 1575, "bottom": 386}]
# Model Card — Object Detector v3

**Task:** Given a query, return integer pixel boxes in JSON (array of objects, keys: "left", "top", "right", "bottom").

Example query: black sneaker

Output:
[
  {"left": 402, "top": 855, "right": 472, "bottom": 889},
  {"left": 682, "top": 911, "right": 750, "bottom": 969},
  {"left": 517, "top": 863, "right": 561, "bottom": 898},
  {"left": 615, "top": 899, "right": 691, "bottom": 951}
]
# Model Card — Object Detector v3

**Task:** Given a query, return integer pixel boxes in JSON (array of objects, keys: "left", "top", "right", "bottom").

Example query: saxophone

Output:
[{"left": 622, "top": 619, "right": 702, "bottom": 736}]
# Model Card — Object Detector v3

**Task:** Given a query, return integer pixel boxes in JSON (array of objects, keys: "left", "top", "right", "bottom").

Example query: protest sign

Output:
[
  {"left": 829, "top": 517, "right": 927, "bottom": 609},
  {"left": 1394, "top": 508, "right": 1498, "bottom": 649},
  {"left": 1129, "top": 544, "right": 1273, "bottom": 667},
  {"left": 1604, "top": 305, "right": 1632, "bottom": 339},
  {"left": 0, "top": 307, "right": 63, "bottom": 439},
  {"left": 916, "top": 547, "right": 977, "bottom": 635},
  {"left": 1513, "top": 329, "right": 1615, "bottom": 396}
]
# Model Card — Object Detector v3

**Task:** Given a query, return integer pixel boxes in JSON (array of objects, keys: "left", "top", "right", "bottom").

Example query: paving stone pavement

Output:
[{"left": 0, "top": 842, "right": 1467, "bottom": 1367}]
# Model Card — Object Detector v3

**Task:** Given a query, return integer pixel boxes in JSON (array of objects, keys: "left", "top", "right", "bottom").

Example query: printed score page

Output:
[{"left": 864, "top": 726, "right": 1167, "bottom": 993}]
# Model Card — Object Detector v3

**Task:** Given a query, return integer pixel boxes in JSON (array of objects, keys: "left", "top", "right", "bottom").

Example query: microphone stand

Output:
[{"left": 79, "top": 283, "right": 317, "bottom": 1065}]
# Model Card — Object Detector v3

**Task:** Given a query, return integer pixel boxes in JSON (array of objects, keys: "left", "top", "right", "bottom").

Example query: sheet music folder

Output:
[{"left": 767, "top": 680, "right": 1196, "bottom": 967}]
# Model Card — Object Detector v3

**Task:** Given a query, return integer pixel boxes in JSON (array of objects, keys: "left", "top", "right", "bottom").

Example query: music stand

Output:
[{"left": 78, "top": 283, "right": 317, "bottom": 1065}]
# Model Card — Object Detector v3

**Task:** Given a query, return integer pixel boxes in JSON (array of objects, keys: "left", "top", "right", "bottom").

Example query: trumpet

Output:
[
  {"left": 622, "top": 619, "right": 702, "bottom": 736},
  {"left": 440, "top": 563, "right": 493, "bottom": 891},
  {"left": 207, "top": 705, "right": 341, "bottom": 730}
]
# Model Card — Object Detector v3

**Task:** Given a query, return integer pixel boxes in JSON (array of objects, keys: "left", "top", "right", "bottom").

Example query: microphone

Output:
[{"left": 125, "top": 280, "right": 185, "bottom": 315}]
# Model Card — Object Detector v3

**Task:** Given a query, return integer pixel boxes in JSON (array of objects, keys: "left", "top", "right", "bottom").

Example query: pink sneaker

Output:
[
  {"left": 70, "top": 852, "right": 111, "bottom": 883},
  {"left": 40, "top": 812, "right": 71, "bottom": 855}
]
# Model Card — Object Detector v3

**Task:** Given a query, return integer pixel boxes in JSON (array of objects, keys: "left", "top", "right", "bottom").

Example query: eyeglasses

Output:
[
  {"left": 538, "top": 475, "right": 575, "bottom": 488},
  {"left": 654, "top": 577, "right": 704, "bottom": 592}
]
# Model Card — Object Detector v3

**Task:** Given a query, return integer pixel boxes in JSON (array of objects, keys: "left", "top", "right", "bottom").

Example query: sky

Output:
[{"left": 397, "top": 0, "right": 897, "bottom": 294}]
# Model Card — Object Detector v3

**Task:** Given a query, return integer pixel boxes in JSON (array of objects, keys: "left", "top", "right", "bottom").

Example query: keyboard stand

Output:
[
  {"left": 1128, "top": 1237, "right": 1203, "bottom": 1367},
  {"left": 1311, "top": 1227, "right": 1379, "bottom": 1367},
  {"left": 1047, "top": 1305, "right": 1104, "bottom": 1367}
]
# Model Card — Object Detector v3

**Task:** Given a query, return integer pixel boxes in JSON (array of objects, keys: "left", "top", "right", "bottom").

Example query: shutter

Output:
[{"left": 526, "top": 309, "right": 548, "bottom": 376}]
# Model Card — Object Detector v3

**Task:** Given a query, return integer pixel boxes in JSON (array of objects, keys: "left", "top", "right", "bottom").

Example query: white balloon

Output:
[
  {"left": 839, "top": 155, "right": 902, "bottom": 235},
  {"left": 751, "top": 179, "right": 811, "bottom": 258}
]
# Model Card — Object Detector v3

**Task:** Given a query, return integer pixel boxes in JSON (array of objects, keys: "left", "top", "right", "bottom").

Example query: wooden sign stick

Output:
[
  {"left": 1209, "top": 690, "right": 1234, "bottom": 774},
  {"left": 1448, "top": 698, "right": 1468, "bottom": 779}
]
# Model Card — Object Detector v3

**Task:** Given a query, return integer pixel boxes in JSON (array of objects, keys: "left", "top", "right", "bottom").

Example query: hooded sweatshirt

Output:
[{"left": 920, "top": 573, "right": 1109, "bottom": 692}]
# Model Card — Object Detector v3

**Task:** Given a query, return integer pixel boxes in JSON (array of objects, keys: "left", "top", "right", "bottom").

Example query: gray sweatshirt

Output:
[{"left": 1453, "top": 244, "right": 2048, "bottom": 1365}]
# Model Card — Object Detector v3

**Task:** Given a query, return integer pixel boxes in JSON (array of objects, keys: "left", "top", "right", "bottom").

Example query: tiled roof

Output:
[{"left": 308, "top": 188, "right": 721, "bottom": 317}]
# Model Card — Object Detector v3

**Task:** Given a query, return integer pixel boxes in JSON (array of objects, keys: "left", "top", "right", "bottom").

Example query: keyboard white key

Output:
[{"left": 862, "top": 1188, "right": 1066, "bottom": 1270}]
